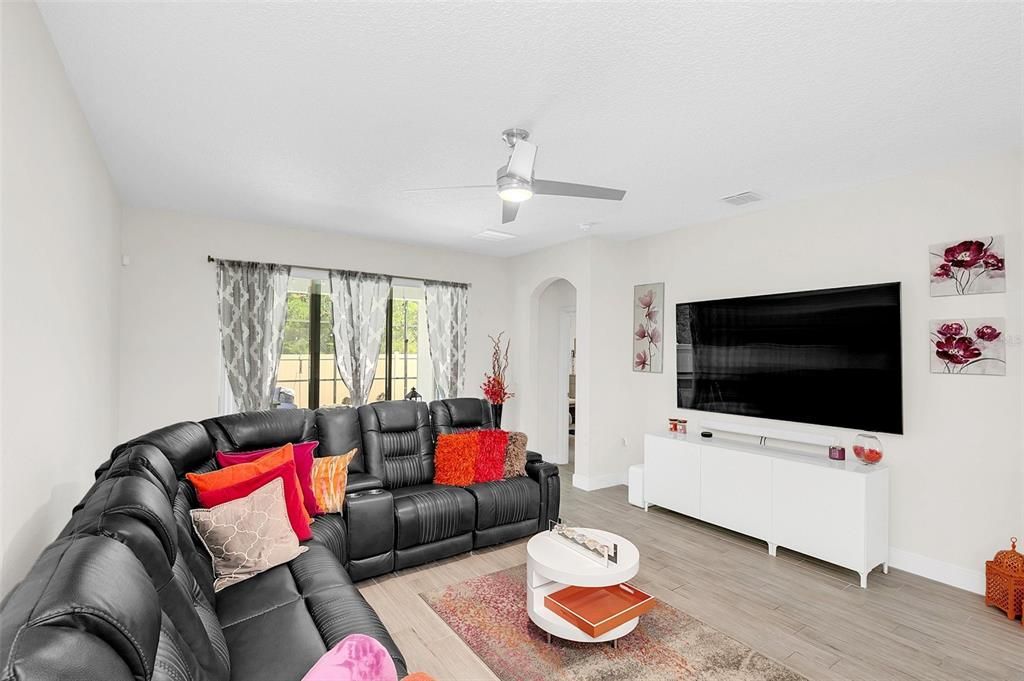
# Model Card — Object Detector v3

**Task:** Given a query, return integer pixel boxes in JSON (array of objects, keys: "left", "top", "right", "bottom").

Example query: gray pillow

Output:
[{"left": 191, "top": 477, "right": 306, "bottom": 591}]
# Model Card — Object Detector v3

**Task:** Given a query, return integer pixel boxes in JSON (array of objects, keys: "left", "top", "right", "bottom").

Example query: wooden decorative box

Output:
[{"left": 544, "top": 583, "right": 654, "bottom": 638}]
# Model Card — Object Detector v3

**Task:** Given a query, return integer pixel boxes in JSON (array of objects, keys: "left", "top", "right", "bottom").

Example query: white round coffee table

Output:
[{"left": 526, "top": 528, "right": 641, "bottom": 646}]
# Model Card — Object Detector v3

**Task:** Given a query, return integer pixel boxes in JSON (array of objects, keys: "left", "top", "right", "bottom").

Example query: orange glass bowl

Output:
[{"left": 852, "top": 434, "right": 883, "bottom": 465}]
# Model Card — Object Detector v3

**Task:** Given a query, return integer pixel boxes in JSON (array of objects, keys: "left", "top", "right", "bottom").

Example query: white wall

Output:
[
  {"left": 118, "top": 208, "right": 513, "bottom": 438},
  {"left": 512, "top": 153, "right": 1023, "bottom": 591},
  {"left": 1, "top": 2, "right": 122, "bottom": 593}
]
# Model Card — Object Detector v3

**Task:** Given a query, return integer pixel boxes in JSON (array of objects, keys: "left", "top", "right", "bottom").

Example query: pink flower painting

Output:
[
  {"left": 930, "top": 317, "right": 1006, "bottom": 375},
  {"left": 929, "top": 236, "right": 1006, "bottom": 296},
  {"left": 633, "top": 283, "right": 664, "bottom": 373}
]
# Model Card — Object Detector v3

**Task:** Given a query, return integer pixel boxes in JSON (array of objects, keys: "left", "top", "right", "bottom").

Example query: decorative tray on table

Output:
[
  {"left": 544, "top": 582, "right": 655, "bottom": 638},
  {"left": 548, "top": 519, "right": 619, "bottom": 567}
]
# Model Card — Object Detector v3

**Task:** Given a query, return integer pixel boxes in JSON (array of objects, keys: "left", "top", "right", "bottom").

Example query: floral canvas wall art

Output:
[
  {"left": 634, "top": 283, "right": 664, "bottom": 373},
  {"left": 929, "top": 236, "right": 1006, "bottom": 296},
  {"left": 930, "top": 318, "right": 1006, "bottom": 375}
]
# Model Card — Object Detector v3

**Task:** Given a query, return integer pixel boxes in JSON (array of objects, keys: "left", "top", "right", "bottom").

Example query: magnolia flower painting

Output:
[
  {"left": 633, "top": 283, "right": 665, "bottom": 373},
  {"left": 930, "top": 317, "right": 1006, "bottom": 375},
  {"left": 929, "top": 235, "right": 1006, "bottom": 296}
]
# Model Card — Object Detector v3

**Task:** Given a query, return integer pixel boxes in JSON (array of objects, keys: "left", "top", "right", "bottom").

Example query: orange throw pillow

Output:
[
  {"left": 310, "top": 449, "right": 357, "bottom": 513},
  {"left": 433, "top": 432, "right": 478, "bottom": 487},
  {"left": 187, "top": 443, "right": 312, "bottom": 540}
]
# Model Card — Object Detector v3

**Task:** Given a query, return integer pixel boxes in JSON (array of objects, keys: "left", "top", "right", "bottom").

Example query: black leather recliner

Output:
[
  {"left": 426, "top": 398, "right": 541, "bottom": 547},
  {"left": 358, "top": 400, "right": 476, "bottom": 570},
  {"left": 429, "top": 397, "right": 561, "bottom": 537}
]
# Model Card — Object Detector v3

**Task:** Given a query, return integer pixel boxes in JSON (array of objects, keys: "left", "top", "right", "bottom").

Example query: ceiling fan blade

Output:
[
  {"left": 502, "top": 200, "right": 520, "bottom": 224},
  {"left": 532, "top": 179, "right": 626, "bottom": 201},
  {"left": 402, "top": 184, "right": 493, "bottom": 193},
  {"left": 506, "top": 140, "right": 537, "bottom": 180}
]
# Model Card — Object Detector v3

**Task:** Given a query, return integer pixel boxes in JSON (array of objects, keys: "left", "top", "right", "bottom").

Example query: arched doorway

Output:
[{"left": 534, "top": 278, "right": 578, "bottom": 470}]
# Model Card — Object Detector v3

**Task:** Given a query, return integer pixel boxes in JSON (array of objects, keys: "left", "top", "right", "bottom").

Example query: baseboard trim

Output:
[
  {"left": 887, "top": 547, "right": 985, "bottom": 595},
  {"left": 572, "top": 471, "right": 627, "bottom": 491}
]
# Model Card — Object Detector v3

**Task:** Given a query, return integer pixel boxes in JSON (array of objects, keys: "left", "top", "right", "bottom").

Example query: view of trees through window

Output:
[{"left": 276, "top": 279, "right": 425, "bottom": 409}]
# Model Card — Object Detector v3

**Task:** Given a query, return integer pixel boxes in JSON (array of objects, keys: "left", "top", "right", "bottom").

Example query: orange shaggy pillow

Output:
[{"left": 433, "top": 432, "right": 479, "bottom": 486}]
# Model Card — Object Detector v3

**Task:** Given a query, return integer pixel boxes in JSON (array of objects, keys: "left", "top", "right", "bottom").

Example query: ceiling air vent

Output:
[
  {"left": 473, "top": 229, "right": 516, "bottom": 241},
  {"left": 720, "top": 191, "right": 763, "bottom": 206}
]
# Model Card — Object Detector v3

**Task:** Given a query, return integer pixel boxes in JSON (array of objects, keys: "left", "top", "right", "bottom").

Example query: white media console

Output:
[{"left": 643, "top": 430, "right": 889, "bottom": 588}]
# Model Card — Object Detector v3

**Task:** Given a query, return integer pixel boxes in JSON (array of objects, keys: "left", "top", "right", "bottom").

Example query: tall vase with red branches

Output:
[{"left": 482, "top": 332, "right": 514, "bottom": 427}]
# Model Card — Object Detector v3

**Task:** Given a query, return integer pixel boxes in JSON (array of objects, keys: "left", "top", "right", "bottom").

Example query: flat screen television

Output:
[{"left": 676, "top": 282, "right": 903, "bottom": 434}]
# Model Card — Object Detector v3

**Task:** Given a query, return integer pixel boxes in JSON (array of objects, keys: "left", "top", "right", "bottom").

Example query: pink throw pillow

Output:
[
  {"left": 217, "top": 441, "right": 320, "bottom": 516},
  {"left": 301, "top": 634, "right": 398, "bottom": 681}
]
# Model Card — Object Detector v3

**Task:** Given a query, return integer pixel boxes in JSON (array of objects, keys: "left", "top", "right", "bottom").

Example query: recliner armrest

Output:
[
  {"left": 526, "top": 450, "right": 542, "bottom": 464},
  {"left": 525, "top": 460, "right": 560, "bottom": 530},
  {"left": 525, "top": 459, "right": 556, "bottom": 480},
  {"left": 345, "top": 472, "right": 384, "bottom": 494},
  {"left": 344, "top": 485, "right": 397, "bottom": 580},
  {"left": 344, "top": 489, "right": 395, "bottom": 561}
]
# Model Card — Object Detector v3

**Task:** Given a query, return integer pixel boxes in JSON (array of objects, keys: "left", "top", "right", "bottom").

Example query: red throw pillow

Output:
[
  {"left": 187, "top": 444, "right": 312, "bottom": 540},
  {"left": 433, "top": 432, "right": 478, "bottom": 487},
  {"left": 217, "top": 441, "right": 320, "bottom": 516},
  {"left": 475, "top": 430, "right": 508, "bottom": 483}
]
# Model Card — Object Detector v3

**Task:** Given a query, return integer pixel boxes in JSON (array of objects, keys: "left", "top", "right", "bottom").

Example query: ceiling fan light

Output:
[{"left": 498, "top": 186, "right": 533, "bottom": 203}]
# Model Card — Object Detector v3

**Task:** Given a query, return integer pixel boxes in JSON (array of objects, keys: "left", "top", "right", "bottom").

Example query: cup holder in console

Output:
[{"left": 346, "top": 489, "right": 386, "bottom": 499}]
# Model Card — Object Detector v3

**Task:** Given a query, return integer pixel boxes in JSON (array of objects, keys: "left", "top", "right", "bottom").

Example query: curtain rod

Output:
[{"left": 206, "top": 255, "right": 470, "bottom": 288}]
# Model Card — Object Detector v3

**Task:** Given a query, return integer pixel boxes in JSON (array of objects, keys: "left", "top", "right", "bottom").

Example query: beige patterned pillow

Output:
[
  {"left": 190, "top": 477, "right": 307, "bottom": 592},
  {"left": 504, "top": 431, "right": 529, "bottom": 478}
]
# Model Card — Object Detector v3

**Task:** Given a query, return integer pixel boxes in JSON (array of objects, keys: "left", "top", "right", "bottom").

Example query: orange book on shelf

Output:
[{"left": 544, "top": 583, "right": 655, "bottom": 638}]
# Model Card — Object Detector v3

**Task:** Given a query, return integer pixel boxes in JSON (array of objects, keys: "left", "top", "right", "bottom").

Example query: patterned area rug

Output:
[{"left": 421, "top": 565, "right": 807, "bottom": 681}]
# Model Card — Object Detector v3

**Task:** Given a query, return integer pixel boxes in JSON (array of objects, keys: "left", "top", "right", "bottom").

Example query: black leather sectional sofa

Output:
[{"left": 0, "top": 398, "right": 560, "bottom": 681}]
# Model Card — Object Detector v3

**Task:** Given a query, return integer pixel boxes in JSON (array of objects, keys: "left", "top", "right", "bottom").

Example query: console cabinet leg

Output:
[
  {"left": 767, "top": 543, "right": 777, "bottom": 557},
  {"left": 883, "top": 562, "right": 889, "bottom": 575},
  {"left": 859, "top": 571, "right": 868, "bottom": 589}
]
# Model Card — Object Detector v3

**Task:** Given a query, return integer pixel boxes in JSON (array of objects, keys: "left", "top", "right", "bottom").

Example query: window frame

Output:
[{"left": 286, "top": 278, "right": 427, "bottom": 409}]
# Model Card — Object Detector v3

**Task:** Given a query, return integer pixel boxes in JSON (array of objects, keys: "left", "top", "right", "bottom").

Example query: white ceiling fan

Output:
[{"left": 406, "top": 128, "right": 627, "bottom": 224}]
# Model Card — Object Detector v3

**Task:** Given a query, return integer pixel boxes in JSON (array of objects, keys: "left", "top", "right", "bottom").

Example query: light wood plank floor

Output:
[{"left": 358, "top": 467, "right": 1024, "bottom": 680}]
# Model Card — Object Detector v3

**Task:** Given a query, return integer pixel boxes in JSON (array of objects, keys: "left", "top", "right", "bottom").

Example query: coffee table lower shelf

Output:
[{"left": 526, "top": 579, "right": 640, "bottom": 646}]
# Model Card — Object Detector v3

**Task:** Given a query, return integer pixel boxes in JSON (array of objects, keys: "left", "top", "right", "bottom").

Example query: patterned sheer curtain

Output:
[
  {"left": 424, "top": 280, "right": 469, "bottom": 399},
  {"left": 216, "top": 260, "right": 291, "bottom": 412},
  {"left": 328, "top": 270, "right": 393, "bottom": 406}
]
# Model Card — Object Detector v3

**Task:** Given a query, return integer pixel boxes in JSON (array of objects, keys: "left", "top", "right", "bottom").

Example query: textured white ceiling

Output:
[{"left": 39, "top": 2, "right": 1022, "bottom": 256}]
